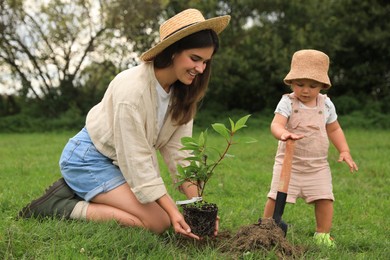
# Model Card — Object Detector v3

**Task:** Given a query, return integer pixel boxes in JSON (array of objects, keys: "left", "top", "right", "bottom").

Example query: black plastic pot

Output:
[{"left": 181, "top": 202, "right": 218, "bottom": 237}]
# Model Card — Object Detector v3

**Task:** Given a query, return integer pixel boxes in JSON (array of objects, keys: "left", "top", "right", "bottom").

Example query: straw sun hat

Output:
[
  {"left": 140, "top": 8, "right": 231, "bottom": 61},
  {"left": 284, "top": 49, "right": 332, "bottom": 89}
]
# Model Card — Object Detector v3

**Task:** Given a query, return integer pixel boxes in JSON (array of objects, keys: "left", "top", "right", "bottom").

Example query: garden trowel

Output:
[{"left": 272, "top": 139, "right": 295, "bottom": 237}]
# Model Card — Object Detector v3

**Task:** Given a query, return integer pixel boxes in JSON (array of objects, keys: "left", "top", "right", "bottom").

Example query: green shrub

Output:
[
  {"left": 339, "top": 111, "right": 390, "bottom": 130},
  {"left": 332, "top": 96, "right": 360, "bottom": 115},
  {"left": 1, "top": 107, "right": 389, "bottom": 133},
  {"left": 0, "top": 107, "right": 84, "bottom": 133}
]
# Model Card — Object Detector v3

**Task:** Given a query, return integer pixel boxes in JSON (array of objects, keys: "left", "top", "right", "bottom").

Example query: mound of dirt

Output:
[
  {"left": 175, "top": 218, "right": 304, "bottom": 259},
  {"left": 221, "top": 218, "right": 303, "bottom": 258}
]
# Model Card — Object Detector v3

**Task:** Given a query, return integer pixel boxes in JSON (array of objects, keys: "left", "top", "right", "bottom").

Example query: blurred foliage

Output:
[{"left": 0, "top": 0, "right": 389, "bottom": 131}]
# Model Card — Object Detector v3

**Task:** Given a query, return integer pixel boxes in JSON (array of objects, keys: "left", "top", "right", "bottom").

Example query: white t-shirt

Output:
[
  {"left": 274, "top": 94, "right": 338, "bottom": 124},
  {"left": 156, "top": 83, "right": 172, "bottom": 130}
]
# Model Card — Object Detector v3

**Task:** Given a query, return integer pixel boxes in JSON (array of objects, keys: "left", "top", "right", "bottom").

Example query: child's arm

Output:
[
  {"left": 271, "top": 113, "right": 304, "bottom": 141},
  {"left": 326, "top": 120, "right": 358, "bottom": 172}
]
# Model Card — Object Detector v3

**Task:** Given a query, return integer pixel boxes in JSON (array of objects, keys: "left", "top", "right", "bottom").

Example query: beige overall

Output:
[{"left": 267, "top": 93, "right": 335, "bottom": 203}]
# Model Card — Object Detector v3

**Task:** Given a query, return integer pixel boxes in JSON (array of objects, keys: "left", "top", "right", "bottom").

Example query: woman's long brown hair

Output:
[{"left": 153, "top": 29, "right": 220, "bottom": 125}]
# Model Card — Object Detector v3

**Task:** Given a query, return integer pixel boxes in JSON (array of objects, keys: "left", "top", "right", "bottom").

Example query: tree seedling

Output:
[{"left": 176, "top": 114, "right": 256, "bottom": 199}]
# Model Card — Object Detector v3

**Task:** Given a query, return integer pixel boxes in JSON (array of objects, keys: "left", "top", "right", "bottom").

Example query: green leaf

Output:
[
  {"left": 198, "top": 131, "right": 206, "bottom": 147},
  {"left": 229, "top": 118, "right": 235, "bottom": 131},
  {"left": 183, "top": 156, "right": 201, "bottom": 162},
  {"left": 211, "top": 123, "right": 230, "bottom": 140},
  {"left": 181, "top": 136, "right": 196, "bottom": 144},
  {"left": 224, "top": 153, "right": 235, "bottom": 158},
  {"left": 180, "top": 144, "right": 200, "bottom": 151},
  {"left": 233, "top": 114, "right": 251, "bottom": 132},
  {"left": 177, "top": 165, "right": 185, "bottom": 173},
  {"left": 239, "top": 136, "right": 258, "bottom": 144}
]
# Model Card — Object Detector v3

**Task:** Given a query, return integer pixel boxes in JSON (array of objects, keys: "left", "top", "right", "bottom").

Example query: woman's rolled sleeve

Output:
[{"left": 131, "top": 177, "right": 167, "bottom": 203}]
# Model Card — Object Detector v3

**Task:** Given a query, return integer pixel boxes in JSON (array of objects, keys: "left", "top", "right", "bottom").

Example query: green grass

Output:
[{"left": 1, "top": 128, "right": 389, "bottom": 259}]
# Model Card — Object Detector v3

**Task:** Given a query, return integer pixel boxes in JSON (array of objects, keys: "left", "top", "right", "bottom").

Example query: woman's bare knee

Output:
[{"left": 143, "top": 211, "right": 171, "bottom": 234}]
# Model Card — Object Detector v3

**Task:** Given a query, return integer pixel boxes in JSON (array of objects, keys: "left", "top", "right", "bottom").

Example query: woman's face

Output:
[
  {"left": 291, "top": 79, "right": 324, "bottom": 107},
  {"left": 172, "top": 46, "right": 214, "bottom": 85}
]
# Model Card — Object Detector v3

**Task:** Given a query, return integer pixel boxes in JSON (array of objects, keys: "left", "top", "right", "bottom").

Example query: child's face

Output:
[{"left": 291, "top": 79, "right": 324, "bottom": 106}]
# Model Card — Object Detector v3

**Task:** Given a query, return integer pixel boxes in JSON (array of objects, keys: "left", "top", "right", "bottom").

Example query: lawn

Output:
[{"left": 0, "top": 125, "right": 389, "bottom": 259}]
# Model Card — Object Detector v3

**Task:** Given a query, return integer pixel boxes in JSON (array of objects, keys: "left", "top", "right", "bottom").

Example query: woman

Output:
[{"left": 19, "top": 8, "right": 230, "bottom": 240}]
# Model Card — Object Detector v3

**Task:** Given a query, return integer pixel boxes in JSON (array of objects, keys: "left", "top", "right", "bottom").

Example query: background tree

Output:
[
  {"left": 0, "top": 0, "right": 389, "bottom": 131},
  {"left": 202, "top": 0, "right": 390, "bottom": 114},
  {"left": 0, "top": 0, "right": 106, "bottom": 116},
  {"left": 328, "top": 0, "right": 390, "bottom": 115},
  {"left": 0, "top": 0, "right": 166, "bottom": 117}
]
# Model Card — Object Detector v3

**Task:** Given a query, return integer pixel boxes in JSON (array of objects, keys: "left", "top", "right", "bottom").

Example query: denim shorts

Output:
[{"left": 59, "top": 127, "right": 126, "bottom": 201}]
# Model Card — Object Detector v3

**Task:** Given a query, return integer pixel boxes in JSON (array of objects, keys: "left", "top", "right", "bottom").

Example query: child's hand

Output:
[
  {"left": 280, "top": 132, "right": 304, "bottom": 141},
  {"left": 338, "top": 151, "right": 358, "bottom": 173}
]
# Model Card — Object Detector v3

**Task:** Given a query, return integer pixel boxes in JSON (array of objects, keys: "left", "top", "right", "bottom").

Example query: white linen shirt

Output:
[{"left": 86, "top": 62, "right": 192, "bottom": 204}]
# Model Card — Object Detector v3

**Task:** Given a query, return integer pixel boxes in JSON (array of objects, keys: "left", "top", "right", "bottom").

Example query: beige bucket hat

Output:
[
  {"left": 140, "top": 8, "right": 230, "bottom": 61},
  {"left": 284, "top": 49, "right": 332, "bottom": 89}
]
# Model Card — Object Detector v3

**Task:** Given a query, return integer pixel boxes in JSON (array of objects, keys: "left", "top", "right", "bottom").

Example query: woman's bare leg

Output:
[{"left": 86, "top": 183, "right": 171, "bottom": 234}]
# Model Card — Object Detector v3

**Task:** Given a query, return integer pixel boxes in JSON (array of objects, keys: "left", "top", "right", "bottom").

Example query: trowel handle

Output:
[{"left": 278, "top": 139, "right": 295, "bottom": 193}]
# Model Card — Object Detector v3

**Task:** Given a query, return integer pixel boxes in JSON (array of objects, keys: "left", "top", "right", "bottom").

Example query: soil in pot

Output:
[{"left": 182, "top": 202, "right": 218, "bottom": 237}]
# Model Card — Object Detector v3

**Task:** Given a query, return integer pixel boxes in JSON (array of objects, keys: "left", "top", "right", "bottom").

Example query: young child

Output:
[{"left": 262, "top": 49, "right": 358, "bottom": 247}]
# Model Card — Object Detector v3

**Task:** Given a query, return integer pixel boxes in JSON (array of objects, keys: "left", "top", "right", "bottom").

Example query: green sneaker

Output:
[
  {"left": 313, "top": 232, "right": 336, "bottom": 248},
  {"left": 18, "top": 178, "right": 81, "bottom": 219}
]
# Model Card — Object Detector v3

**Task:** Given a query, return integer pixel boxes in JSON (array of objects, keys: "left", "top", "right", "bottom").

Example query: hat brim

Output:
[
  {"left": 140, "top": 15, "right": 230, "bottom": 61},
  {"left": 284, "top": 74, "right": 332, "bottom": 89}
]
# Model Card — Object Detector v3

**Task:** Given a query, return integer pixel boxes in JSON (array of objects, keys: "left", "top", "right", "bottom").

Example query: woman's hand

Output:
[
  {"left": 170, "top": 210, "right": 200, "bottom": 239},
  {"left": 156, "top": 194, "right": 200, "bottom": 239},
  {"left": 213, "top": 215, "right": 220, "bottom": 236},
  {"left": 175, "top": 213, "right": 219, "bottom": 239}
]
